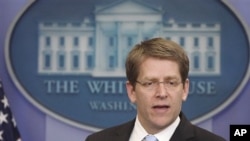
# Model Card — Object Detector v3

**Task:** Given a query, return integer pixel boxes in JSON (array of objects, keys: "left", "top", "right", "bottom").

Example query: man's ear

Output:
[
  {"left": 126, "top": 81, "right": 136, "bottom": 103},
  {"left": 182, "top": 79, "right": 189, "bottom": 101}
]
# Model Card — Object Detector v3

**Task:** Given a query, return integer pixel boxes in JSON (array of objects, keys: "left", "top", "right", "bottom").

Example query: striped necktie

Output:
[{"left": 142, "top": 135, "right": 159, "bottom": 141}]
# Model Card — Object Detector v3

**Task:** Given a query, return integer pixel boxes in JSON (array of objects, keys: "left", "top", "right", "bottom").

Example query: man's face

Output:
[{"left": 126, "top": 57, "right": 189, "bottom": 134}]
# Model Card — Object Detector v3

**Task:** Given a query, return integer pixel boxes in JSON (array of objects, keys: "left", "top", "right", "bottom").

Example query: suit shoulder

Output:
[
  {"left": 192, "top": 125, "right": 226, "bottom": 141},
  {"left": 173, "top": 113, "right": 226, "bottom": 141},
  {"left": 85, "top": 120, "right": 135, "bottom": 141}
]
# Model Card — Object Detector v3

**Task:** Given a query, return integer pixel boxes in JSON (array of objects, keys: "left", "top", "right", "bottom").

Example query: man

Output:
[{"left": 85, "top": 37, "right": 225, "bottom": 141}]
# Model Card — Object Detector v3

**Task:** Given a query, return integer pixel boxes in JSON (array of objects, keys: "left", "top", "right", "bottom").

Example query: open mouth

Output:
[
  {"left": 153, "top": 105, "right": 169, "bottom": 109},
  {"left": 152, "top": 105, "right": 170, "bottom": 114}
]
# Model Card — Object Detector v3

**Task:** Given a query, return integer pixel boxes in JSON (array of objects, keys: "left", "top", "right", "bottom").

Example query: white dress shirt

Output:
[{"left": 129, "top": 116, "right": 180, "bottom": 141}]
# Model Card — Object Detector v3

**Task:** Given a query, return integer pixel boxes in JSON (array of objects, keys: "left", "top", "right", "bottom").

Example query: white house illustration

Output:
[{"left": 38, "top": 0, "right": 221, "bottom": 76}]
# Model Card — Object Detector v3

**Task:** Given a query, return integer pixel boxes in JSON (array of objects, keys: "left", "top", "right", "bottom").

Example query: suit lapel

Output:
[
  {"left": 170, "top": 112, "right": 195, "bottom": 141},
  {"left": 110, "top": 119, "right": 135, "bottom": 141}
]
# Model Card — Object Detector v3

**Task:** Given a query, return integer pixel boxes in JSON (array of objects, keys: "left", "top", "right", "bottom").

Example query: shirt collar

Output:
[{"left": 154, "top": 116, "right": 180, "bottom": 141}]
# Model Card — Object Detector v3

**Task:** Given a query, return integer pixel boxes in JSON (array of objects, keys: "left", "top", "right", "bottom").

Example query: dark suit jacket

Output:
[{"left": 85, "top": 112, "right": 226, "bottom": 141}]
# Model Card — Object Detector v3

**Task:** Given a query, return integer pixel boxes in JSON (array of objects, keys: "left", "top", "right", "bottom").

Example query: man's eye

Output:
[
  {"left": 168, "top": 81, "right": 177, "bottom": 86},
  {"left": 144, "top": 82, "right": 153, "bottom": 86},
  {"left": 169, "top": 81, "right": 175, "bottom": 85}
]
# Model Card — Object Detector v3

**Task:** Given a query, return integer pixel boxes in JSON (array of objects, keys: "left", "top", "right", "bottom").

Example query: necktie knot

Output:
[{"left": 142, "top": 134, "right": 159, "bottom": 141}]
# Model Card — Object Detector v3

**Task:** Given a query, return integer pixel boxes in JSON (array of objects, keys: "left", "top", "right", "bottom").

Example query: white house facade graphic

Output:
[{"left": 38, "top": 0, "right": 221, "bottom": 76}]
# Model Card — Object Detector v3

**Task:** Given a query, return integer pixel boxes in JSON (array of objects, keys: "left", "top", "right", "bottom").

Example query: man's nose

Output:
[{"left": 155, "top": 82, "right": 168, "bottom": 98}]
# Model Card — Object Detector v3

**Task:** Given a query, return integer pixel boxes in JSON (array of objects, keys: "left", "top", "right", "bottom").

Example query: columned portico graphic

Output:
[{"left": 38, "top": 0, "right": 221, "bottom": 76}]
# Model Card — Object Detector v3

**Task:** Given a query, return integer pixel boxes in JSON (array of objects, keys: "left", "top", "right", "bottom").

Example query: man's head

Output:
[{"left": 125, "top": 37, "right": 190, "bottom": 134}]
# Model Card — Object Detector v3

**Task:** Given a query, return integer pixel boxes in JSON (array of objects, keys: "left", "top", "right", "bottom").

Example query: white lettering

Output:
[
  {"left": 189, "top": 81, "right": 216, "bottom": 95},
  {"left": 87, "top": 81, "right": 125, "bottom": 94},
  {"left": 44, "top": 80, "right": 79, "bottom": 94},
  {"left": 234, "top": 129, "right": 247, "bottom": 136},
  {"left": 89, "top": 101, "right": 136, "bottom": 111}
]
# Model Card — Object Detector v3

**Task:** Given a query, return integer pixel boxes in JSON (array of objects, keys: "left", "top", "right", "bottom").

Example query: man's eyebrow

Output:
[{"left": 142, "top": 76, "right": 179, "bottom": 81}]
